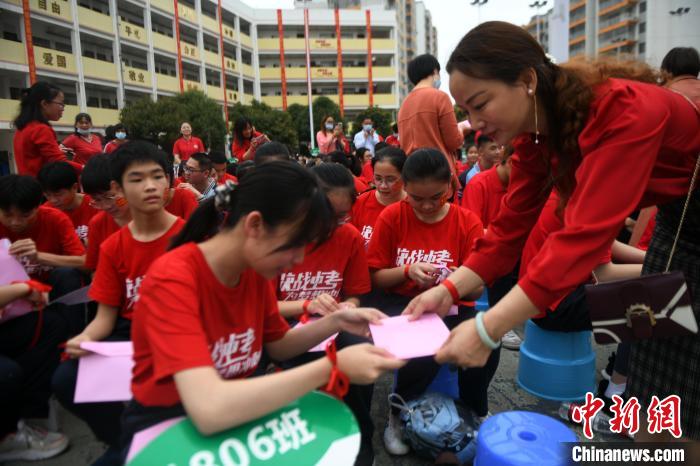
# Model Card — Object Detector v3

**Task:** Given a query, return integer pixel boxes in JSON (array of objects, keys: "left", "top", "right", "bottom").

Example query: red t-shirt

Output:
[
  {"left": 61, "top": 133, "right": 103, "bottom": 165},
  {"left": 0, "top": 206, "right": 85, "bottom": 281},
  {"left": 351, "top": 190, "right": 388, "bottom": 247},
  {"left": 277, "top": 223, "right": 370, "bottom": 302},
  {"left": 165, "top": 188, "right": 198, "bottom": 220},
  {"left": 461, "top": 166, "right": 507, "bottom": 229},
  {"left": 465, "top": 79, "right": 700, "bottom": 312},
  {"left": 103, "top": 141, "right": 122, "bottom": 154},
  {"left": 637, "top": 215, "right": 656, "bottom": 251},
  {"left": 85, "top": 211, "right": 121, "bottom": 270},
  {"left": 354, "top": 176, "right": 369, "bottom": 194},
  {"left": 217, "top": 172, "right": 238, "bottom": 185},
  {"left": 131, "top": 242, "right": 290, "bottom": 407},
  {"left": 231, "top": 131, "right": 263, "bottom": 161},
  {"left": 13, "top": 121, "right": 82, "bottom": 176},
  {"left": 367, "top": 201, "right": 483, "bottom": 297},
  {"left": 44, "top": 195, "right": 99, "bottom": 245},
  {"left": 360, "top": 162, "right": 374, "bottom": 185},
  {"left": 88, "top": 218, "right": 184, "bottom": 320},
  {"left": 172, "top": 136, "right": 205, "bottom": 162},
  {"left": 385, "top": 135, "right": 400, "bottom": 148}
]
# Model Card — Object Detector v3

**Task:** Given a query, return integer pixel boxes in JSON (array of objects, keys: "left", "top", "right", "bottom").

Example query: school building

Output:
[{"left": 0, "top": 0, "right": 436, "bottom": 155}]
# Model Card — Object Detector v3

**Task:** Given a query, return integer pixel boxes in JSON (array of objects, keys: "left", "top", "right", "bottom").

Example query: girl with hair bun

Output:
[{"left": 405, "top": 21, "right": 700, "bottom": 440}]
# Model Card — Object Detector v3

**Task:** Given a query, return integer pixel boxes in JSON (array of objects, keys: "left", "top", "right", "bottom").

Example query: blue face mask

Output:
[
  {"left": 115, "top": 132, "right": 127, "bottom": 140},
  {"left": 433, "top": 77, "right": 442, "bottom": 89},
  {"left": 363, "top": 124, "right": 373, "bottom": 132}
]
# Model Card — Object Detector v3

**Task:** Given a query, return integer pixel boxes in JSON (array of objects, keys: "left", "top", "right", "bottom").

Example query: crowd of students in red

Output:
[{"left": 1, "top": 24, "right": 700, "bottom": 465}]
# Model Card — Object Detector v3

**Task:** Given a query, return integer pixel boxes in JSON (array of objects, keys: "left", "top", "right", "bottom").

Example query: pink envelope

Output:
[
  {"left": 126, "top": 417, "right": 185, "bottom": 462},
  {"left": 369, "top": 314, "right": 450, "bottom": 359},
  {"left": 0, "top": 239, "right": 33, "bottom": 323},
  {"left": 74, "top": 341, "right": 134, "bottom": 403},
  {"left": 293, "top": 319, "right": 338, "bottom": 352}
]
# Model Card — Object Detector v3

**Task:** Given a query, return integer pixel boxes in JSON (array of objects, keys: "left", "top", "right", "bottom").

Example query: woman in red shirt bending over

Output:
[
  {"left": 172, "top": 121, "right": 205, "bottom": 165},
  {"left": 122, "top": 161, "right": 404, "bottom": 457},
  {"left": 230, "top": 117, "right": 268, "bottom": 161},
  {"left": 351, "top": 146, "right": 407, "bottom": 247},
  {"left": 12, "top": 82, "right": 82, "bottom": 176},
  {"left": 61, "top": 113, "right": 103, "bottom": 165},
  {"left": 366, "top": 149, "right": 489, "bottom": 456},
  {"left": 405, "top": 22, "right": 700, "bottom": 441}
]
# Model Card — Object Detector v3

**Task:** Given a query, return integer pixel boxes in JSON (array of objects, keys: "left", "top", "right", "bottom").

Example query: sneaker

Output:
[
  {"left": 501, "top": 330, "right": 522, "bottom": 350},
  {"left": 478, "top": 411, "right": 493, "bottom": 425},
  {"left": 601, "top": 352, "right": 616, "bottom": 381},
  {"left": 0, "top": 420, "right": 69, "bottom": 462},
  {"left": 383, "top": 412, "right": 409, "bottom": 456}
]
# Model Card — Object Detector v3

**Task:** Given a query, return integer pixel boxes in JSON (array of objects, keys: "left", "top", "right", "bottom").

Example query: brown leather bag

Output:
[{"left": 585, "top": 153, "right": 700, "bottom": 345}]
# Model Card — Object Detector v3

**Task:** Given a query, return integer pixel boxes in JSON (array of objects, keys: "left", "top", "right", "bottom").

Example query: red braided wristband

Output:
[
  {"left": 300, "top": 300, "right": 312, "bottom": 323},
  {"left": 403, "top": 264, "right": 411, "bottom": 280},
  {"left": 441, "top": 279, "right": 460, "bottom": 304},
  {"left": 323, "top": 340, "right": 349, "bottom": 399}
]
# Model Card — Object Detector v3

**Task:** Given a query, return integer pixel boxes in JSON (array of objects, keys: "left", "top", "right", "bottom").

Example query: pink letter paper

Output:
[
  {"left": 369, "top": 314, "right": 450, "bottom": 359},
  {"left": 74, "top": 341, "right": 134, "bottom": 403}
]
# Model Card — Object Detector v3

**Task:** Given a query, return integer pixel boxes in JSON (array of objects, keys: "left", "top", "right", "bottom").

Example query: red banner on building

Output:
[
  {"left": 217, "top": 0, "right": 229, "bottom": 130},
  {"left": 173, "top": 0, "right": 184, "bottom": 93},
  {"left": 335, "top": 8, "right": 344, "bottom": 117},
  {"left": 277, "top": 9, "right": 287, "bottom": 110},
  {"left": 21, "top": 0, "right": 37, "bottom": 84},
  {"left": 366, "top": 9, "right": 373, "bottom": 107}
]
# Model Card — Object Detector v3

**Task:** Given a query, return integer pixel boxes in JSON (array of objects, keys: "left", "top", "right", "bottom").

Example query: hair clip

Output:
[{"left": 214, "top": 179, "right": 237, "bottom": 211}]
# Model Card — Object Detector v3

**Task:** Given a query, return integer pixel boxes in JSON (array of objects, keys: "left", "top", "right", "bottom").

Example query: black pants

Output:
[
  {"left": 487, "top": 264, "right": 519, "bottom": 309},
  {"left": 0, "top": 311, "right": 66, "bottom": 436},
  {"left": 51, "top": 318, "right": 131, "bottom": 447},
  {"left": 48, "top": 266, "right": 90, "bottom": 339},
  {"left": 533, "top": 285, "right": 630, "bottom": 376},
  {"left": 376, "top": 293, "right": 501, "bottom": 417}
]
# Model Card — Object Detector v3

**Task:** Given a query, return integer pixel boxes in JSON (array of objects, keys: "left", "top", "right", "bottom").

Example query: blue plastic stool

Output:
[
  {"left": 426, "top": 364, "right": 459, "bottom": 399},
  {"left": 517, "top": 320, "right": 595, "bottom": 401},
  {"left": 475, "top": 411, "right": 577, "bottom": 466},
  {"left": 475, "top": 288, "right": 489, "bottom": 311}
]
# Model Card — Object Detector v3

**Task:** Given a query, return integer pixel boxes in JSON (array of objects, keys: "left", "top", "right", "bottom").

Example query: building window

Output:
[
  {"left": 638, "top": 42, "right": 645, "bottom": 54},
  {"left": 639, "top": 1, "right": 646, "bottom": 13},
  {"left": 639, "top": 22, "right": 645, "bottom": 33}
]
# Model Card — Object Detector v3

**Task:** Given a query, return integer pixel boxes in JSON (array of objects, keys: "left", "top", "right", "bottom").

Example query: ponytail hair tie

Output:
[{"left": 214, "top": 179, "right": 237, "bottom": 212}]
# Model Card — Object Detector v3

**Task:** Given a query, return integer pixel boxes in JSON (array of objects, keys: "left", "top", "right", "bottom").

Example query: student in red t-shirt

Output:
[
  {"left": 0, "top": 175, "right": 86, "bottom": 336},
  {"left": 231, "top": 117, "right": 268, "bottom": 161},
  {"left": 325, "top": 150, "right": 369, "bottom": 194},
  {"left": 351, "top": 146, "right": 407, "bottom": 247},
  {"left": 121, "top": 161, "right": 404, "bottom": 459},
  {"left": 61, "top": 113, "right": 103, "bottom": 165},
  {"left": 38, "top": 161, "right": 99, "bottom": 245},
  {"left": 51, "top": 141, "right": 184, "bottom": 464},
  {"left": 366, "top": 149, "right": 493, "bottom": 455},
  {"left": 103, "top": 124, "right": 128, "bottom": 154},
  {"left": 12, "top": 82, "right": 82, "bottom": 176},
  {"left": 172, "top": 122, "right": 206, "bottom": 165},
  {"left": 208, "top": 150, "right": 238, "bottom": 185},
  {"left": 80, "top": 155, "right": 132, "bottom": 271},
  {"left": 276, "top": 163, "right": 377, "bottom": 462},
  {"left": 405, "top": 23, "right": 700, "bottom": 441}
]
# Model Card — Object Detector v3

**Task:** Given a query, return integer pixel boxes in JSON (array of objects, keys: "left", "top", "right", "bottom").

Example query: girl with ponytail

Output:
[
  {"left": 123, "top": 161, "right": 404, "bottom": 457},
  {"left": 404, "top": 21, "right": 700, "bottom": 440}
]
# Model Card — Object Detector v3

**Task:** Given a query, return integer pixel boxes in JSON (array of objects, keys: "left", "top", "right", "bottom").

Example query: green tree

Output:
[
  {"left": 287, "top": 103, "right": 310, "bottom": 145},
  {"left": 119, "top": 90, "right": 226, "bottom": 152},
  {"left": 353, "top": 106, "right": 393, "bottom": 138},
  {"left": 229, "top": 100, "right": 298, "bottom": 152}
]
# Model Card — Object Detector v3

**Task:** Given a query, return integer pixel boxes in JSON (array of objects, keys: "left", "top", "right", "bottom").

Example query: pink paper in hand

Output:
[
  {"left": 369, "top": 314, "right": 450, "bottom": 359},
  {"left": 293, "top": 319, "right": 338, "bottom": 352},
  {"left": 0, "top": 239, "right": 33, "bottom": 322},
  {"left": 126, "top": 417, "right": 185, "bottom": 462},
  {"left": 74, "top": 341, "right": 134, "bottom": 403}
]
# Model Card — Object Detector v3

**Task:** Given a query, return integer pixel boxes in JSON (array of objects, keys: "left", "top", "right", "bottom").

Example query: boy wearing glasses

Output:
[
  {"left": 37, "top": 161, "right": 98, "bottom": 245},
  {"left": 177, "top": 152, "right": 217, "bottom": 202}
]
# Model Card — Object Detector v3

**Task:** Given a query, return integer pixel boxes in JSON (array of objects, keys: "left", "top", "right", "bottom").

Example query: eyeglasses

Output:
[
  {"left": 182, "top": 165, "right": 205, "bottom": 173},
  {"left": 88, "top": 194, "right": 117, "bottom": 208},
  {"left": 373, "top": 175, "right": 400, "bottom": 187},
  {"left": 50, "top": 101, "right": 66, "bottom": 108}
]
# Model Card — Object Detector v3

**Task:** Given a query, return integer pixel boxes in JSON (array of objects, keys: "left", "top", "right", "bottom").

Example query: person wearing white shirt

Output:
[{"left": 353, "top": 117, "right": 381, "bottom": 155}]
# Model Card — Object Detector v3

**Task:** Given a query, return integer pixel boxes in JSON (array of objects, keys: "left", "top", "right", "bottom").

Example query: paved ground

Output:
[{"left": 9, "top": 336, "right": 618, "bottom": 466}]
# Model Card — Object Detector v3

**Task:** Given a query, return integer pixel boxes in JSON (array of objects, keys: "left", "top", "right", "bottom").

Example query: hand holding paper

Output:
[
  {"left": 369, "top": 314, "right": 450, "bottom": 359},
  {"left": 74, "top": 341, "right": 134, "bottom": 403}
]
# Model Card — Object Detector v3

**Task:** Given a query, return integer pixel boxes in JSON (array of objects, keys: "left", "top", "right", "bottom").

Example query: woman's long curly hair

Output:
[{"left": 447, "top": 21, "right": 659, "bottom": 208}]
